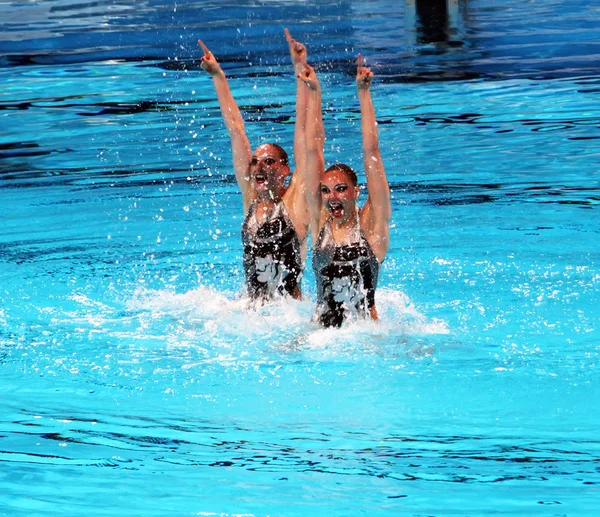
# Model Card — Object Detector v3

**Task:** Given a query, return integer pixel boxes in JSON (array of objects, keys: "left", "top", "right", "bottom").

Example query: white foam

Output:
[
  {"left": 126, "top": 285, "right": 314, "bottom": 343},
  {"left": 126, "top": 285, "right": 446, "bottom": 335},
  {"left": 377, "top": 288, "right": 450, "bottom": 336},
  {"left": 119, "top": 285, "right": 448, "bottom": 359}
]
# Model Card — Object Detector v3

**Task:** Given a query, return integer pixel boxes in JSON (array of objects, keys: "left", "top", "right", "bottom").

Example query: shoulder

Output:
[{"left": 359, "top": 207, "right": 389, "bottom": 263}]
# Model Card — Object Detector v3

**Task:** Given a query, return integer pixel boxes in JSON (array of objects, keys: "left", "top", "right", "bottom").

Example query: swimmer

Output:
[
  {"left": 198, "top": 30, "right": 310, "bottom": 302},
  {"left": 299, "top": 55, "right": 391, "bottom": 327}
]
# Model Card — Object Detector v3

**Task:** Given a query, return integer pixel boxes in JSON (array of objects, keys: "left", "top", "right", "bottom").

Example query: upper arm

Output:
[
  {"left": 361, "top": 150, "right": 391, "bottom": 262},
  {"left": 363, "top": 148, "right": 391, "bottom": 222},
  {"left": 229, "top": 128, "right": 253, "bottom": 210},
  {"left": 360, "top": 200, "right": 390, "bottom": 262},
  {"left": 305, "top": 146, "right": 325, "bottom": 239}
]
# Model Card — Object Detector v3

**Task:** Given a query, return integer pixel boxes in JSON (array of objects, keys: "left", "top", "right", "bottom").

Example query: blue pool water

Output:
[{"left": 1, "top": 0, "right": 599, "bottom": 515}]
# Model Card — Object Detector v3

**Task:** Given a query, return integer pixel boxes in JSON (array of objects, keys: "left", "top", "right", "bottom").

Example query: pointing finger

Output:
[
  {"left": 284, "top": 28, "right": 293, "bottom": 43},
  {"left": 198, "top": 39, "right": 211, "bottom": 56}
]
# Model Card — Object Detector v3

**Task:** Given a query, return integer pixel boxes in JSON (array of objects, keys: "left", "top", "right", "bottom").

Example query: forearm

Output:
[
  {"left": 293, "top": 74, "right": 308, "bottom": 175},
  {"left": 211, "top": 72, "right": 246, "bottom": 136},
  {"left": 306, "top": 87, "right": 324, "bottom": 154},
  {"left": 358, "top": 88, "right": 379, "bottom": 154}
]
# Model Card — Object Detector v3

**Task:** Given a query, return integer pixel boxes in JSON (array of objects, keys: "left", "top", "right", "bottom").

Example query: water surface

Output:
[{"left": 1, "top": 1, "right": 599, "bottom": 515}]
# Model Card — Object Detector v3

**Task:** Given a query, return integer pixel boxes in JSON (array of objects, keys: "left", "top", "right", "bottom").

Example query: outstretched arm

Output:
[
  {"left": 283, "top": 29, "right": 309, "bottom": 233},
  {"left": 285, "top": 28, "right": 308, "bottom": 187},
  {"left": 298, "top": 64, "right": 325, "bottom": 240},
  {"left": 357, "top": 54, "right": 391, "bottom": 262},
  {"left": 198, "top": 40, "right": 253, "bottom": 211}
]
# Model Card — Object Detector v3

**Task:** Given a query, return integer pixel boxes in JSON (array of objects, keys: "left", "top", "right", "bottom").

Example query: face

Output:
[
  {"left": 249, "top": 144, "right": 290, "bottom": 194},
  {"left": 320, "top": 169, "right": 359, "bottom": 219}
]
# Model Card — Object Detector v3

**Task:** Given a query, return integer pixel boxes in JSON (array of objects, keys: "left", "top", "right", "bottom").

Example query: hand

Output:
[
  {"left": 198, "top": 40, "right": 224, "bottom": 77},
  {"left": 297, "top": 63, "right": 320, "bottom": 91},
  {"left": 284, "top": 28, "right": 307, "bottom": 70},
  {"left": 356, "top": 54, "right": 373, "bottom": 90}
]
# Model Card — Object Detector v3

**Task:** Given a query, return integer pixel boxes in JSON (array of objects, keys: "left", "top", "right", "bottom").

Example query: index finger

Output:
[
  {"left": 284, "top": 28, "right": 293, "bottom": 43},
  {"left": 198, "top": 39, "right": 211, "bottom": 56},
  {"left": 357, "top": 53, "right": 364, "bottom": 68}
]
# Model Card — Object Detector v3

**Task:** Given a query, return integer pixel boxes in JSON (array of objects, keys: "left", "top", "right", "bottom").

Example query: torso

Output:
[
  {"left": 312, "top": 219, "right": 380, "bottom": 327},
  {"left": 242, "top": 201, "right": 303, "bottom": 301}
]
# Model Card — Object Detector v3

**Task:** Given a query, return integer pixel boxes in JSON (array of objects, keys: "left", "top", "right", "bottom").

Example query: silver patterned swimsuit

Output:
[
  {"left": 313, "top": 220, "right": 380, "bottom": 327},
  {"left": 242, "top": 201, "right": 303, "bottom": 301}
]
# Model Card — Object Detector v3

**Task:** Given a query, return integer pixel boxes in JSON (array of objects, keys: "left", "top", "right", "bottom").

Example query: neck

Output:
[
  {"left": 331, "top": 209, "right": 358, "bottom": 230},
  {"left": 256, "top": 186, "right": 285, "bottom": 204},
  {"left": 254, "top": 192, "right": 283, "bottom": 222}
]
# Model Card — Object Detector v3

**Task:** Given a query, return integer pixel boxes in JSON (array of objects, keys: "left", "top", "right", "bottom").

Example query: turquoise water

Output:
[{"left": 1, "top": 1, "right": 599, "bottom": 515}]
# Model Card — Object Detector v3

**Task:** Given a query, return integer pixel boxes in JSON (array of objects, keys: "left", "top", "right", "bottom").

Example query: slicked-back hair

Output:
[
  {"left": 325, "top": 163, "right": 358, "bottom": 186},
  {"left": 266, "top": 143, "right": 289, "bottom": 166}
]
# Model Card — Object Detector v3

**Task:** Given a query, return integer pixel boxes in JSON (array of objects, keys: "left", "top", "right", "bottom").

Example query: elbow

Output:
[
  {"left": 306, "top": 136, "right": 324, "bottom": 153},
  {"left": 363, "top": 143, "right": 381, "bottom": 156},
  {"left": 228, "top": 124, "right": 246, "bottom": 137}
]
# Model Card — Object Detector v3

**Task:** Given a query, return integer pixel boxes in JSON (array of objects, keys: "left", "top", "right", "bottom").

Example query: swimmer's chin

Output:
[{"left": 328, "top": 207, "right": 344, "bottom": 218}]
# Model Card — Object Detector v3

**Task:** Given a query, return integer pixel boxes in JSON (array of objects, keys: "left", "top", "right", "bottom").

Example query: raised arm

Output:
[
  {"left": 357, "top": 55, "right": 391, "bottom": 262},
  {"left": 285, "top": 29, "right": 308, "bottom": 185},
  {"left": 282, "top": 29, "right": 309, "bottom": 231},
  {"left": 298, "top": 64, "right": 325, "bottom": 240},
  {"left": 198, "top": 40, "right": 253, "bottom": 211}
]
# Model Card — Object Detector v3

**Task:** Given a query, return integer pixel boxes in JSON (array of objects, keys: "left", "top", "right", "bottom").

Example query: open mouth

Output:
[
  {"left": 328, "top": 201, "right": 344, "bottom": 218},
  {"left": 255, "top": 173, "right": 267, "bottom": 186}
]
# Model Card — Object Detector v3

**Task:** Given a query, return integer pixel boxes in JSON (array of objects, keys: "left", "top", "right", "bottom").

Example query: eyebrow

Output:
[{"left": 320, "top": 182, "right": 348, "bottom": 188}]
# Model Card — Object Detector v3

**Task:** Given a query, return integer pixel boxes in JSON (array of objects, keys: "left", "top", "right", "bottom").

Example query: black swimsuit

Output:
[
  {"left": 242, "top": 201, "right": 303, "bottom": 301},
  {"left": 313, "top": 220, "right": 380, "bottom": 327}
]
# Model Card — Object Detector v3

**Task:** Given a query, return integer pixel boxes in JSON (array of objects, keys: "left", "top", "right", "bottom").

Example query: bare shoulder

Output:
[
  {"left": 282, "top": 183, "right": 309, "bottom": 240},
  {"left": 360, "top": 203, "right": 389, "bottom": 262}
]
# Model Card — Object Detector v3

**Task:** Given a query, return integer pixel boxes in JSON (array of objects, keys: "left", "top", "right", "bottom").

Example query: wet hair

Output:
[
  {"left": 325, "top": 163, "right": 358, "bottom": 186},
  {"left": 266, "top": 143, "right": 289, "bottom": 166}
]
